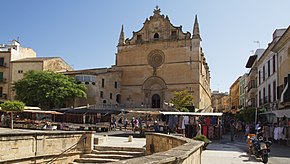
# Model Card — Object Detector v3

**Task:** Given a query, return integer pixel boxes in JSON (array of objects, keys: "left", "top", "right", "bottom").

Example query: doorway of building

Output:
[{"left": 151, "top": 94, "right": 160, "bottom": 108}]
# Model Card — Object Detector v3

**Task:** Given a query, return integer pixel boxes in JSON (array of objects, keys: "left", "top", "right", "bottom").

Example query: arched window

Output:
[
  {"left": 154, "top": 33, "right": 159, "bottom": 39},
  {"left": 116, "top": 94, "right": 121, "bottom": 104}
]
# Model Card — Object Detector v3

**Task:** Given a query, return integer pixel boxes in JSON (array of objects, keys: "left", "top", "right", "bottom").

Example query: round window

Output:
[{"left": 148, "top": 49, "right": 165, "bottom": 68}]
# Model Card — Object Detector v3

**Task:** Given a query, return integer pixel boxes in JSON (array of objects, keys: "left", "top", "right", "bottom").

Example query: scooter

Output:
[{"left": 249, "top": 127, "right": 272, "bottom": 163}]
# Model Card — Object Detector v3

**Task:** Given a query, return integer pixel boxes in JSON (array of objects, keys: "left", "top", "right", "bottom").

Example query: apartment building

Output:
[
  {"left": 0, "top": 40, "right": 36, "bottom": 102},
  {"left": 239, "top": 73, "right": 248, "bottom": 109},
  {"left": 271, "top": 26, "right": 290, "bottom": 109},
  {"left": 230, "top": 76, "right": 241, "bottom": 113},
  {"left": 257, "top": 29, "right": 286, "bottom": 112},
  {"left": 245, "top": 49, "right": 265, "bottom": 108},
  {"left": 10, "top": 57, "right": 73, "bottom": 100},
  {"left": 0, "top": 40, "right": 73, "bottom": 102},
  {"left": 211, "top": 91, "right": 230, "bottom": 112}
]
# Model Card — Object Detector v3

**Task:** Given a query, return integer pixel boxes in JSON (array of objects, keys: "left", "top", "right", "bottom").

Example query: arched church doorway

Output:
[{"left": 151, "top": 94, "right": 160, "bottom": 108}]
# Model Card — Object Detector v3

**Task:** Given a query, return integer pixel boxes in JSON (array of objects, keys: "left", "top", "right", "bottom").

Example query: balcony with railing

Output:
[
  {"left": 247, "top": 80, "right": 257, "bottom": 93},
  {"left": 282, "top": 90, "right": 290, "bottom": 105}
]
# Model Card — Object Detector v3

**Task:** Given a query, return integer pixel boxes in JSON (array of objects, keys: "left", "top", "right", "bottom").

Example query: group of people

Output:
[
  {"left": 110, "top": 115, "right": 161, "bottom": 134},
  {"left": 229, "top": 119, "right": 248, "bottom": 141},
  {"left": 111, "top": 116, "right": 143, "bottom": 132},
  {"left": 228, "top": 117, "right": 289, "bottom": 143}
]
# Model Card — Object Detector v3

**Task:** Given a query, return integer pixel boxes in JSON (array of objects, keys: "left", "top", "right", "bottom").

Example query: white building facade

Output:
[{"left": 257, "top": 29, "right": 286, "bottom": 111}]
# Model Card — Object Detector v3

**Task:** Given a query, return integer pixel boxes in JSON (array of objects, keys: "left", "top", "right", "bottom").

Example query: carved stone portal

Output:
[{"left": 143, "top": 76, "right": 167, "bottom": 108}]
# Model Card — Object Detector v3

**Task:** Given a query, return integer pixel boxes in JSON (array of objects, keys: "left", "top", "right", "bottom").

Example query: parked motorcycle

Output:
[{"left": 248, "top": 127, "right": 272, "bottom": 163}]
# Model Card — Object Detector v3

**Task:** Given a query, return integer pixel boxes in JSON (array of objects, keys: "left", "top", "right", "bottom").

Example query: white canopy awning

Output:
[
  {"left": 160, "top": 111, "right": 223, "bottom": 116},
  {"left": 272, "top": 109, "right": 290, "bottom": 118}
]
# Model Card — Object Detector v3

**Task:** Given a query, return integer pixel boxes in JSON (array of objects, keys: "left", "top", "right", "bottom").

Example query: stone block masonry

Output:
[
  {"left": 107, "top": 132, "right": 204, "bottom": 164},
  {"left": 0, "top": 130, "right": 93, "bottom": 163}
]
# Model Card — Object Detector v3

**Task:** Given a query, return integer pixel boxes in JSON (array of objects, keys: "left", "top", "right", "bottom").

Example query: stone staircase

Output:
[{"left": 71, "top": 145, "right": 145, "bottom": 164}]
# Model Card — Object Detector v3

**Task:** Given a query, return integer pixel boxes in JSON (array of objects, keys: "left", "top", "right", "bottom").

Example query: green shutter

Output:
[
  {"left": 0, "top": 58, "right": 4, "bottom": 66},
  {"left": 0, "top": 72, "right": 3, "bottom": 81}
]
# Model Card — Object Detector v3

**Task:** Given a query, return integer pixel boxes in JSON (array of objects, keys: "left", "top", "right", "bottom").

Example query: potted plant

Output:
[{"left": 193, "top": 134, "right": 211, "bottom": 150}]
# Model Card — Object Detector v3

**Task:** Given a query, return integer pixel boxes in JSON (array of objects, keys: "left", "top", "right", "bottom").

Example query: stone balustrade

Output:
[
  {"left": 0, "top": 131, "right": 94, "bottom": 163},
  {"left": 108, "top": 132, "right": 204, "bottom": 164}
]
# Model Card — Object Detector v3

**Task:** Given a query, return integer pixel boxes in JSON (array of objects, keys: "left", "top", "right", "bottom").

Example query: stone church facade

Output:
[
  {"left": 115, "top": 7, "right": 211, "bottom": 110},
  {"left": 68, "top": 7, "right": 211, "bottom": 111}
]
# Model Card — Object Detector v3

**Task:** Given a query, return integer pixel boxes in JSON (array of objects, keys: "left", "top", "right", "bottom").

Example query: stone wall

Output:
[
  {"left": 0, "top": 131, "right": 93, "bottom": 164},
  {"left": 145, "top": 132, "right": 187, "bottom": 155},
  {"left": 108, "top": 132, "right": 204, "bottom": 164}
]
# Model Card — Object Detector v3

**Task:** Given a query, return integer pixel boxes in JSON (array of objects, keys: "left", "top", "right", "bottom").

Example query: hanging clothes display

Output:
[
  {"left": 168, "top": 115, "right": 174, "bottom": 132},
  {"left": 208, "top": 125, "right": 214, "bottom": 139},
  {"left": 269, "top": 125, "right": 274, "bottom": 139},
  {"left": 263, "top": 125, "right": 270, "bottom": 140},
  {"left": 211, "top": 116, "right": 217, "bottom": 124},
  {"left": 196, "top": 123, "right": 202, "bottom": 136},
  {"left": 278, "top": 126, "right": 285, "bottom": 140},
  {"left": 202, "top": 125, "right": 208, "bottom": 137},
  {"left": 274, "top": 126, "right": 285, "bottom": 140},
  {"left": 274, "top": 126, "right": 278, "bottom": 140},
  {"left": 215, "top": 125, "right": 220, "bottom": 138},
  {"left": 205, "top": 117, "right": 211, "bottom": 125},
  {"left": 181, "top": 116, "right": 189, "bottom": 129}
]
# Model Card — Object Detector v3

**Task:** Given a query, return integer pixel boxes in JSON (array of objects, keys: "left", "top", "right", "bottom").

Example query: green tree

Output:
[
  {"left": 170, "top": 90, "right": 194, "bottom": 112},
  {"left": 0, "top": 100, "right": 25, "bottom": 129},
  {"left": 13, "top": 70, "right": 87, "bottom": 110},
  {"left": 236, "top": 107, "right": 256, "bottom": 123}
]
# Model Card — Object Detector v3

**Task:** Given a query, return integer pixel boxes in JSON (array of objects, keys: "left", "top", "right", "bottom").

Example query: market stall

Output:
[
  {"left": 259, "top": 109, "right": 290, "bottom": 145},
  {"left": 122, "top": 109, "right": 163, "bottom": 132},
  {"left": 160, "top": 112, "right": 223, "bottom": 139},
  {"left": 13, "top": 110, "right": 63, "bottom": 129}
]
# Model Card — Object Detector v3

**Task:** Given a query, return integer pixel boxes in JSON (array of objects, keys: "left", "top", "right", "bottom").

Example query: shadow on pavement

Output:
[
  {"left": 218, "top": 133, "right": 290, "bottom": 161},
  {"left": 109, "top": 132, "right": 146, "bottom": 138},
  {"left": 239, "top": 154, "right": 261, "bottom": 163},
  {"left": 268, "top": 142, "right": 290, "bottom": 159}
]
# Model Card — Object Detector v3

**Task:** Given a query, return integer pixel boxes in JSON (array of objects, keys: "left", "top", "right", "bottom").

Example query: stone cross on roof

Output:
[{"left": 153, "top": 5, "right": 161, "bottom": 15}]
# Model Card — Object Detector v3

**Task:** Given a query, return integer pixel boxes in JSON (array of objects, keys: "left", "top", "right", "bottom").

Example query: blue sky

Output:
[{"left": 1, "top": 0, "right": 290, "bottom": 92}]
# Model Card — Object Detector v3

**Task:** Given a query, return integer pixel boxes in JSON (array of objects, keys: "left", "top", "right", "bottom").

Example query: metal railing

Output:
[{"left": 45, "top": 135, "right": 87, "bottom": 164}]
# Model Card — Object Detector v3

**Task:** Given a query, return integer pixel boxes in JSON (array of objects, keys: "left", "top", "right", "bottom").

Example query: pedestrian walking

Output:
[
  {"left": 124, "top": 118, "right": 128, "bottom": 131},
  {"left": 118, "top": 117, "right": 123, "bottom": 130},
  {"left": 154, "top": 120, "right": 159, "bottom": 132},
  {"left": 230, "top": 119, "right": 236, "bottom": 141},
  {"left": 131, "top": 117, "right": 135, "bottom": 132},
  {"left": 134, "top": 118, "right": 139, "bottom": 133},
  {"left": 245, "top": 123, "right": 250, "bottom": 140},
  {"left": 1, "top": 113, "right": 5, "bottom": 127}
]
